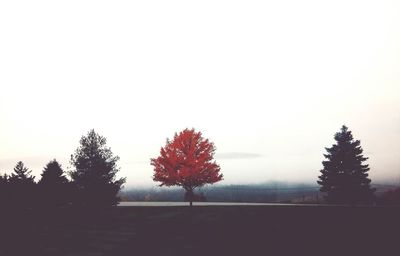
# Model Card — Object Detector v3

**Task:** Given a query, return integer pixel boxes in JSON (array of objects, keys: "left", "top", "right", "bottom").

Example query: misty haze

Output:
[{"left": 1, "top": 1, "right": 400, "bottom": 256}]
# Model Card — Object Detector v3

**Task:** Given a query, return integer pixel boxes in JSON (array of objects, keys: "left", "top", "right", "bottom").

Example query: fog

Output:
[{"left": 1, "top": 0, "right": 399, "bottom": 186}]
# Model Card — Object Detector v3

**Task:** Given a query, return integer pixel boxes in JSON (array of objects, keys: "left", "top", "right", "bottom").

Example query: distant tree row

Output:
[{"left": 0, "top": 129, "right": 125, "bottom": 208}]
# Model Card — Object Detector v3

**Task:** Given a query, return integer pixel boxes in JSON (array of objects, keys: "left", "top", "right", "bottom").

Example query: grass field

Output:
[{"left": 1, "top": 205, "right": 399, "bottom": 256}]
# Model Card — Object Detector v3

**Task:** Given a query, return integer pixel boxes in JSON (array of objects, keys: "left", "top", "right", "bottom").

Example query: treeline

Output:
[
  {"left": 0, "top": 160, "right": 70, "bottom": 208},
  {"left": 379, "top": 187, "right": 400, "bottom": 205},
  {"left": 120, "top": 184, "right": 400, "bottom": 204},
  {"left": 120, "top": 184, "right": 321, "bottom": 203},
  {"left": 0, "top": 129, "right": 125, "bottom": 209}
]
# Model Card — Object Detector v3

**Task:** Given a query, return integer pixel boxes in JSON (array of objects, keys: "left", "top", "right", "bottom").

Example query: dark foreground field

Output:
[{"left": 1, "top": 205, "right": 399, "bottom": 256}]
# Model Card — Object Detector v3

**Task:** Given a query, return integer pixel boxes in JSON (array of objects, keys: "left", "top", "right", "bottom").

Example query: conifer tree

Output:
[
  {"left": 8, "top": 161, "right": 36, "bottom": 207},
  {"left": 38, "top": 159, "right": 71, "bottom": 207},
  {"left": 39, "top": 159, "right": 68, "bottom": 185},
  {"left": 317, "top": 125, "right": 375, "bottom": 204},
  {"left": 0, "top": 173, "right": 8, "bottom": 186},
  {"left": 0, "top": 174, "right": 9, "bottom": 205},
  {"left": 9, "top": 161, "right": 35, "bottom": 184},
  {"left": 70, "top": 129, "right": 125, "bottom": 207}
]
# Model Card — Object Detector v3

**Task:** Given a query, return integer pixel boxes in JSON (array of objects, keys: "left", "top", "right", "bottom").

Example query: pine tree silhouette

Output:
[
  {"left": 0, "top": 174, "right": 10, "bottom": 205},
  {"left": 38, "top": 159, "right": 71, "bottom": 207},
  {"left": 70, "top": 129, "right": 125, "bottom": 207},
  {"left": 8, "top": 161, "right": 36, "bottom": 208},
  {"left": 317, "top": 125, "right": 375, "bottom": 204},
  {"left": 9, "top": 161, "right": 35, "bottom": 183}
]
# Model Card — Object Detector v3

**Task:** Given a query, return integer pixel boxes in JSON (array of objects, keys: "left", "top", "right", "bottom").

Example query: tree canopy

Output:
[{"left": 151, "top": 128, "right": 223, "bottom": 206}]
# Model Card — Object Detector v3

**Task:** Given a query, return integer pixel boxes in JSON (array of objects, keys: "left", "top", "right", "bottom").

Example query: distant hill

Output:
[
  {"left": 120, "top": 182, "right": 400, "bottom": 203},
  {"left": 120, "top": 182, "right": 322, "bottom": 203}
]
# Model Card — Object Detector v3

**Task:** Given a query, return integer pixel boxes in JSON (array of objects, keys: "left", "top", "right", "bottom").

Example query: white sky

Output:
[{"left": 1, "top": 0, "right": 399, "bottom": 186}]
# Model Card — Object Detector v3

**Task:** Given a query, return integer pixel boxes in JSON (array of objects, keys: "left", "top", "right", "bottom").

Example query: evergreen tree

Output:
[
  {"left": 9, "top": 161, "right": 35, "bottom": 184},
  {"left": 0, "top": 173, "right": 8, "bottom": 186},
  {"left": 39, "top": 159, "right": 68, "bottom": 185},
  {"left": 38, "top": 159, "right": 71, "bottom": 207},
  {"left": 70, "top": 129, "right": 125, "bottom": 207},
  {"left": 317, "top": 125, "right": 375, "bottom": 204},
  {"left": 8, "top": 161, "right": 36, "bottom": 207},
  {"left": 0, "top": 174, "right": 10, "bottom": 205}
]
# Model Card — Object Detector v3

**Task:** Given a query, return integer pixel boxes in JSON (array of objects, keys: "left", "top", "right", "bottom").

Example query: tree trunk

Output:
[{"left": 185, "top": 189, "right": 194, "bottom": 207}]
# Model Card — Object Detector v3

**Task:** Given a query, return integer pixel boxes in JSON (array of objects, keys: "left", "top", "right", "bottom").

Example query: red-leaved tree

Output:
[{"left": 151, "top": 128, "right": 223, "bottom": 206}]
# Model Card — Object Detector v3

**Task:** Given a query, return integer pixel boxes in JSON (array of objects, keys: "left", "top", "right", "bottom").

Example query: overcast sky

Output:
[{"left": 1, "top": 1, "right": 399, "bottom": 187}]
